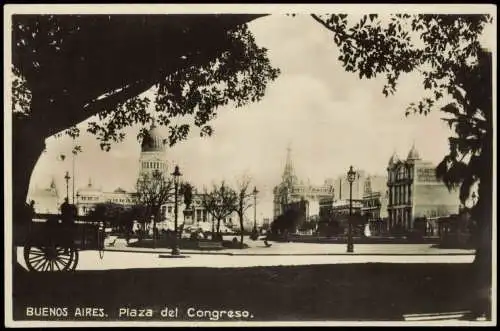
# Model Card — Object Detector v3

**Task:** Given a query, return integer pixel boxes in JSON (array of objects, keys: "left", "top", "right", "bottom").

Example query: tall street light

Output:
[
  {"left": 171, "top": 165, "right": 182, "bottom": 256},
  {"left": 64, "top": 171, "right": 71, "bottom": 202},
  {"left": 253, "top": 186, "right": 259, "bottom": 231},
  {"left": 76, "top": 192, "right": 80, "bottom": 216},
  {"left": 347, "top": 165, "right": 357, "bottom": 253},
  {"left": 72, "top": 148, "right": 77, "bottom": 204}
]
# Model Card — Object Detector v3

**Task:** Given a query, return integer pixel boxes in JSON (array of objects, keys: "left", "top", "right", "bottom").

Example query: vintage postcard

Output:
[{"left": 4, "top": 3, "right": 497, "bottom": 327}]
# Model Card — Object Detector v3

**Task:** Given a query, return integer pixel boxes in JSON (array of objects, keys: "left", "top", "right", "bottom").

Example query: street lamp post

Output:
[
  {"left": 171, "top": 165, "right": 182, "bottom": 256},
  {"left": 253, "top": 186, "right": 258, "bottom": 231},
  {"left": 347, "top": 165, "right": 357, "bottom": 253},
  {"left": 72, "top": 151, "right": 76, "bottom": 204},
  {"left": 64, "top": 171, "right": 71, "bottom": 201},
  {"left": 76, "top": 192, "right": 80, "bottom": 216}
]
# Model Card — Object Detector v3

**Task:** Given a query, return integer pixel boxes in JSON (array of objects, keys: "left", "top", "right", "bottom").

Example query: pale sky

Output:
[{"left": 28, "top": 14, "right": 495, "bottom": 219}]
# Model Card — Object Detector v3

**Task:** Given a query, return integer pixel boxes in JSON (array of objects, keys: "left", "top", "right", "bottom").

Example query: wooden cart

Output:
[{"left": 23, "top": 216, "right": 105, "bottom": 272}]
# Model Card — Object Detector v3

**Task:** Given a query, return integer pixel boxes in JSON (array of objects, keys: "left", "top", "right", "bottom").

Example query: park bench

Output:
[{"left": 197, "top": 240, "right": 223, "bottom": 250}]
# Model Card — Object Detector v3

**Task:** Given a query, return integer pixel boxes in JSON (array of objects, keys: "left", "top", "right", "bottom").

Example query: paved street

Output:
[
  {"left": 78, "top": 250, "right": 474, "bottom": 271},
  {"left": 17, "top": 243, "right": 474, "bottom": 271},
  {"left": 104, "top": 236, "right": 475, "bottom": 256}
]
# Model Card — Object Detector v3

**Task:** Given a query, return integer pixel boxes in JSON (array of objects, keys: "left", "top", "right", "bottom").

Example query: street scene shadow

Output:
[
  {"left": 158, "top": 255, "right": 191, "bottom": 259},
  {"left": 12, "top": 263, "right": 485, "bottom": 322}
]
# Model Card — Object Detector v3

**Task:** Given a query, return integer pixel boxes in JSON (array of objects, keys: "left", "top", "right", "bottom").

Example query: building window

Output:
[{"left": 168, "top": 206, "right": 173, "bottom": 214}]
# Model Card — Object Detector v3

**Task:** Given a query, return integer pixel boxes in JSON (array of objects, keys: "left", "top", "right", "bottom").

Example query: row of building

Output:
[
  {"left": 29, "top": 124, "right": 255, "bottom": 232},
  {"left": 272, "top": 145, "right": 461, "bottom": 234}
]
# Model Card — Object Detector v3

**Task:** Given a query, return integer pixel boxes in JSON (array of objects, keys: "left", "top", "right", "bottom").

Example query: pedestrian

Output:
[{"left": 264, "top": 232, "right": 272, "bottom": 247}]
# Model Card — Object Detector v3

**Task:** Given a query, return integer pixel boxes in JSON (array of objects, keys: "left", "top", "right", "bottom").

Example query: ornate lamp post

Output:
[
  {"left": 253, "top": 186, "right": 259, "bottom": 231},
  {"left": 72, "top": 150, "right": 76, "bottom": 204},
  {"left": 347, "top": 165, "right": 357, "bottom": 253},
  {"left": 171, "top": 165, "right": 182, "bottom": 256},
  {"left": 64, "top": 171, "right": 71, "bottom": 201}
]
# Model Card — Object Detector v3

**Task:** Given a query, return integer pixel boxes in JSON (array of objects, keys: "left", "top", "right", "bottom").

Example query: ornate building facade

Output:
[
  {"left": 76, "top": 179, "right": 135, "bottom": 216},
  {"left": 386, "top": 145, "right": 460, "bottom": 231},
  {"left": 273, "top": 146, "right": 335, "bottom": 224}
]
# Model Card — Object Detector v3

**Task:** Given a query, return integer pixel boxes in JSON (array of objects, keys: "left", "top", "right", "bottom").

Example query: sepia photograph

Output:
[{"left": 4, "top": 4, "right": 497, "bottom": 327}]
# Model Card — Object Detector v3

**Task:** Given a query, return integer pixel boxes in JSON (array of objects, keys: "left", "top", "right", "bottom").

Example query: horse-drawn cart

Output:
[{"left": 22, "top": 215, "right": 105, "bottom": 272}]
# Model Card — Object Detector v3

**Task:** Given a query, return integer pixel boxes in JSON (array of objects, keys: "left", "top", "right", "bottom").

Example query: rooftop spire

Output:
[
  {"left": 282, "top": 143, "right": 297, "bottom": 186},
  {"left": 407, "top": 141, "right": 421, "bottom": 161}
]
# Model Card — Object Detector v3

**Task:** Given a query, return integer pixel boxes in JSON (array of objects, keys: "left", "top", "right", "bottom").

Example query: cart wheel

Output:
[
  {"left": 67, "top": 247, "right": 79, "bottom": 271},
  {"left": 23, "top": 241, "right": 78, "bottom": 272}
]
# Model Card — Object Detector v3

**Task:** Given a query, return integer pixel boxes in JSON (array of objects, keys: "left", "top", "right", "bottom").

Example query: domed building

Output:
[
  {"left": 74, "top": 123, "right": 235, "bottom": 233},
  {"left": 76, "top": 123, "right": 168, "bottom": 216},
  {"left": 139, "top": 123, "right": 170, "bottom": 177},
  {"left": 386, "top": 144, "right": 460, "bottom": 233}
]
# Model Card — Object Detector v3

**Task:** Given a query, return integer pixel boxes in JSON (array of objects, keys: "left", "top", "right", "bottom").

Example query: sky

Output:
[{"left": 28, "top": 14, "right": 495, "bottom": 220}]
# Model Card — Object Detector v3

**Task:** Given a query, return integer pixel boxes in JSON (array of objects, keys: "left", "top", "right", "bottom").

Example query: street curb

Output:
[{"left": 103, "top": 248, "right": 475, "bottom": 257}]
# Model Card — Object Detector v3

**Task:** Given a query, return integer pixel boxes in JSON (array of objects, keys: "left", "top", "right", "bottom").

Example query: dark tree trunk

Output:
[
  {"left": 12, "top": 115, "right": 47, "bottom": 274},
  {"left": 216, "top": 218, "right": 221, "bottom": 235},
  {"left": 13, "top": 118, "right": 46, "bottom": 226},
  {"left": 471, "top": 141, "right": 492, "bottom": 318},
  {"left": 239, "top": 212, "right": 244, "bottom": 248}
]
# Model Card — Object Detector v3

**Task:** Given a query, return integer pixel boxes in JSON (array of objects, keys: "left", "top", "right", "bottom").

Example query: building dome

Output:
[
  {"left": 114, "top": 187, "right": 126, "bottom": 193},
  {"left": 77, "top": 178, "right": 101, "bottom": 193},
  {"left": 141, "top": 124, "right": 166, "bottom": 152},
  {"left": 388, "top": 152, "right": 400, "bottom": 166},
  {"left": 407, "top": 144, "right": 421, "bottom": 161}
]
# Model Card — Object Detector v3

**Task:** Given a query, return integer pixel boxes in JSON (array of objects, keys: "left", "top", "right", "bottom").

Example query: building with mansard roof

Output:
[{"left": 386, "top": 144, "right": 460, "bottom": 232}]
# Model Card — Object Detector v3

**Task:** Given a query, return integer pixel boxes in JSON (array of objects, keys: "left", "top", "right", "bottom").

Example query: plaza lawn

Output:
[{"left": 12, "top": 263, "right": 489, "bottom": 322}]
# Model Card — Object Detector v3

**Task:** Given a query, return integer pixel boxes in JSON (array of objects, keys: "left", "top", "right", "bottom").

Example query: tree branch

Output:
[{"left": 310, "top": 14, "right": 335, "bottom": 33}]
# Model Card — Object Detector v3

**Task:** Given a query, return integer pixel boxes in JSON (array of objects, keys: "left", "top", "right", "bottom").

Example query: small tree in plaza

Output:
[
  {"left": 87, "top": 202, "right": 128, "bottom": 230},
  {"left": 232, "top": 176, "right": 254, "bottom": 247},
  {"left": 201, "top": 181, "right": 238, "bottom": 240},
  {"left": 135, "top": 169, "right": 175, "bottom": 243}
]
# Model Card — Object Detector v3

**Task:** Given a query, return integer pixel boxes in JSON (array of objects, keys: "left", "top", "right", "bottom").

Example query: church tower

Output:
[
  {"left": 139, "top": 122, "right": 169, "bottom": 177},
  {"left": 282, "top": 144, "right": 298, "bottom": 188}
]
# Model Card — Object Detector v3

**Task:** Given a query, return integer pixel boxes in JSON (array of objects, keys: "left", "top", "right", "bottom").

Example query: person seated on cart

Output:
[
  {"left": 60, "top": 198, "right": 78, "bottom": 240},
  {"left": 61, "top": 198, "right": 74, "bottom": 224}
]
